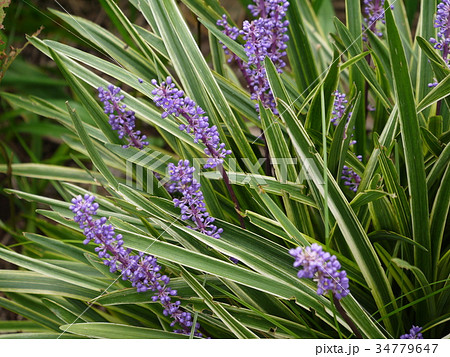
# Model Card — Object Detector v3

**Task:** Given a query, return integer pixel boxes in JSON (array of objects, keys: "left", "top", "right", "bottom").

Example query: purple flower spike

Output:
[
  {"left": 400, "top": 325, "right": 424, "bottom": 339},
  {"left": 70, "top": 195, "right": 203, "bottom": 337},
  {"left": 216, "top": 15, "right": 240, "bottom": 61},
  {"left": 363, "top": 0, "right": 393, "bottom": 39},
  {"left": 428, "top": 1, "right": 450, "bottom": 86},
  {"left": 430, "top": 1, "right": 450, "bottom": 65},
  {"left": 151, "top": 77, "right": 231, "bottom": 169},
  {"left": 331, "top": 91, "right": 361, "bottom": 192},
  {"left": 331, "top": 90, "right": 349, "bottom": 126},
  {"left": 98, "top": 86, "right": 149, "bottom": 149},
  {"left": 168, "top": 160, "right": 223, "bottom": 239},
  {"left": 341, "top": 155, "right": 363, "bottom": 193},
  {"left": 289, "top": 243, "right": 350, "bottom": 300},
  {"left": 217, "top": 1, "right": 290, "bottom": 113}
]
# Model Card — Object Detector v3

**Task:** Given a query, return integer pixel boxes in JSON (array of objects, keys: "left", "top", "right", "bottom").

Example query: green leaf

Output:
[
  {"left": 42, "top": 299, "right": 88, "bottom": 324},
  {"left": 305, "top": 50, "right": 339, "bottom": 131},
  {"left": 0, "top": 296, "right": 61, "bottom": 331},
  {"left": 158, "top": 220, "right": 384, "bottom": 337},
  {"left": 181, "top": 267, "right": 258, "bottom": 338},
  {"left": 147, "top": 0, "right": 259, "bottom": 170},
  {"left": 421, "top": 127, "right": 444, "bottom": 157},
  {"left": 339, "top": 50, "right": 372, "bottom": 71},
  {"left": 0, "top": 320, "right": 46, "bottom": 333},
  {"left": 219, "top": 303, "right": 330, "bottom": 338},
  {"left": 375, "top": 244, "right": 416, "bottom": 303},
  {"left": 385, "top": 4, "right": 432, "bottom": 279},
  {"left": 375, "top": 140, "right": 412, "bottom": 237},
  {"left": 203, "top": 171, "right": 317, "bottom": 208},
  {"left": 332, "top": 93, "right": 361, "bottom": 180},
  {"left": 0, "top": 247, "right": 107, "bottom": 291},
  {"left": 350, "top": 190, "right": 391, "bottom": 211},
  {"left": 344, "top": 0, "right": 367, "bottom": 155},
  {"left": 64, "top": 99, "right": 118, "bottom": 189},
  {"left": 24, "top": 232, "right": 90, "bottom": 263},
  {"left": 133, "top": 24, "right": 169, "bottom": 59},
  {"left": 48, "top": 9, "right": 158, "bottom": 81},
  {"left": 427, "top": 142, "right": 450, "bottom": 189},
  {"left": 0, "top": 0, "right": 10, "bottom": 28},
  {"left": 255, "top": 191, "right": 309, "bottom": 247},
  {"left": 392, "top": 258, "right": 435, "bottom": 316},
  {"left": 285, "top": 0, "right": 319, "bottom": 94},
  {"left": 415, "top": 0, "right": 437, "bottom": 103},
  {"left": 1, "top": 92, "right": 108, "bottom": 143},
  {"left": 0, "top": 270, "right": 98, "bottom": 300},
  {"left": 258, "top": 80, "right": 314, "bottom": 236},
  {"left": 59, "top": 322, "right": 193, "bottom": 339},
  {"left": 429, "top": 164, "right": 450, "bottom": 280},
  {"left": 215, "top": 74, "right": 260, "bottom": 124},
  {"left": 107, "top": 225, "right": 341, "bottom": 327},
  {"left": 334, "top": 18, "right": 391, "bottom": 109},
  {"left": 198, "top": 18, "right": 247, "bottom": 61},
  {"left": 358, "top": 106, "right": 399, "bottom": 191},
  {"left": 278, "top": 99, "right": 396, "bottom": 335},
  {"left": 264, "top": 57, "right": 291, "bottom": 106},
  {"left": 0, "top": 333, "right": 83, "bottom": 339},
  {"left": 366, "top": 30, "right": 393, "bottom": 91},
  {"left": 417, "top": 74, "right": 450, "bottom": 113},
  {"left": 369, "top": 231, "right": 428, "bottom": 251},
  {"left": 0, "top": 163, "right": 102, "bottom": 185},
  {"left": 47, "top": 45, "right": 119, "bottom": 144},
  {"left": 102, "top": 0, "right": 163, "bottom": 66},
  {"left": 28, "top": 36, "right": 200, "bottom": 154}
]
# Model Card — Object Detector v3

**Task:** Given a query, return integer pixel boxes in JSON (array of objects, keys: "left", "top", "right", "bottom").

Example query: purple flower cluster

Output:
[
  {"left": 70, "top": 194, "right": 202, "bottom": 337},
  {"left": 400, "top": 325, "right": 424, "bottom": 339},
  {"left": 289, "top": 243, "right": 349, "bottom": 300},
  {"left": 430, "top": 0, "right": 450, "bottom": 61},
  {"left": 342, "top": 158, "right": 362, "bottom": 193},
  {"left": 216, "top": 15, "right": 240, "bottom": 62},
  {"left": 331, "top": 90, "right": 350, "bottom": 126},
  {"left": 429, "top": 1, "right": 450, "bottom": 87},
  {"left": 331, "top": 91, "right": 361, "bottom": 192},
  {"left": 151, "top": 77, "right": 231, "bottom": 169},
  {"left": 217, "top": 0, "right": 290, "bottom": 113},
  {"left": 168, "top": 160, "right": 223, "bottom": 239},
  {"left": 363, "top": 0, "right": 392, "bottom": 39},
  {"left": 98, "top": 86, "right": 149, "bottom": 149}
]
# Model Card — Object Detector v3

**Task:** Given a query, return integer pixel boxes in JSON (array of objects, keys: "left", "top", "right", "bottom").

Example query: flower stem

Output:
[
  {"left": 332, "top": 295, "right": 363, "bottom": 339},
  {"left": 219, "top": 165, "right": 245, "bottom": 228}
]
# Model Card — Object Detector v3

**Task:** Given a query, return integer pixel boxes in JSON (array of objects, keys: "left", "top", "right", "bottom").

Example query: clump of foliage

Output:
[{"left": 0, "top": 0, "right": 448, "bottom": 339}]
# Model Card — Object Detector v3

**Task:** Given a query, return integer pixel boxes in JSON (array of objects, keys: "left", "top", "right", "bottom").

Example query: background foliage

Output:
[{"left": 0, "top": 0, "right": 448, "bottom": 339}]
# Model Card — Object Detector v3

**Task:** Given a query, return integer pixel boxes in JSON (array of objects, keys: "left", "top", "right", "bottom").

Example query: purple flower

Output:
[
  {"left": 289, "top": 243, "right": 349, "bottom": 300},
  {"left": 430, "top": 0, "right": 450, "bottom": 64},
  {"left": 217, "top": 1, "right": 290, "bottom": 113},
  {"left": 98, "top": 86, "right": 149, "bottom": 149},
  {"left": 216, "top": 15, "right": 240, "bottom": 62},
  {"left": 400, "top": 325, "right": 424, "bottom": 339},
  {"left": 332, "top": 91, "right": 361, "bottom": 192},
  {"left": 429, "top": 1, "right": 450, "bottom": 86},
  {"left": 168, "top": 160, "right": 223, "bottom": 239},
  {"left": 331, "top": 90, "right": 349, "bottom": 126},
  {"left": 70, "top": 194, "right": 202, "bottom": 337},
  {"left": 341, "top": 156, "right": 363, "bottom": 193},
  {"left": 151, "top": 77, "right": 231, "bottom": 169},
  {"left": 363, "top": 0, "right": 393, "bottom": 39}
]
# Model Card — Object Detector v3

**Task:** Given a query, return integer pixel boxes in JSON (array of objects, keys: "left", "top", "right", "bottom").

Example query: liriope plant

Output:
[{"left": 0, "top": 0, "right": 448, "bottom": 339}]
